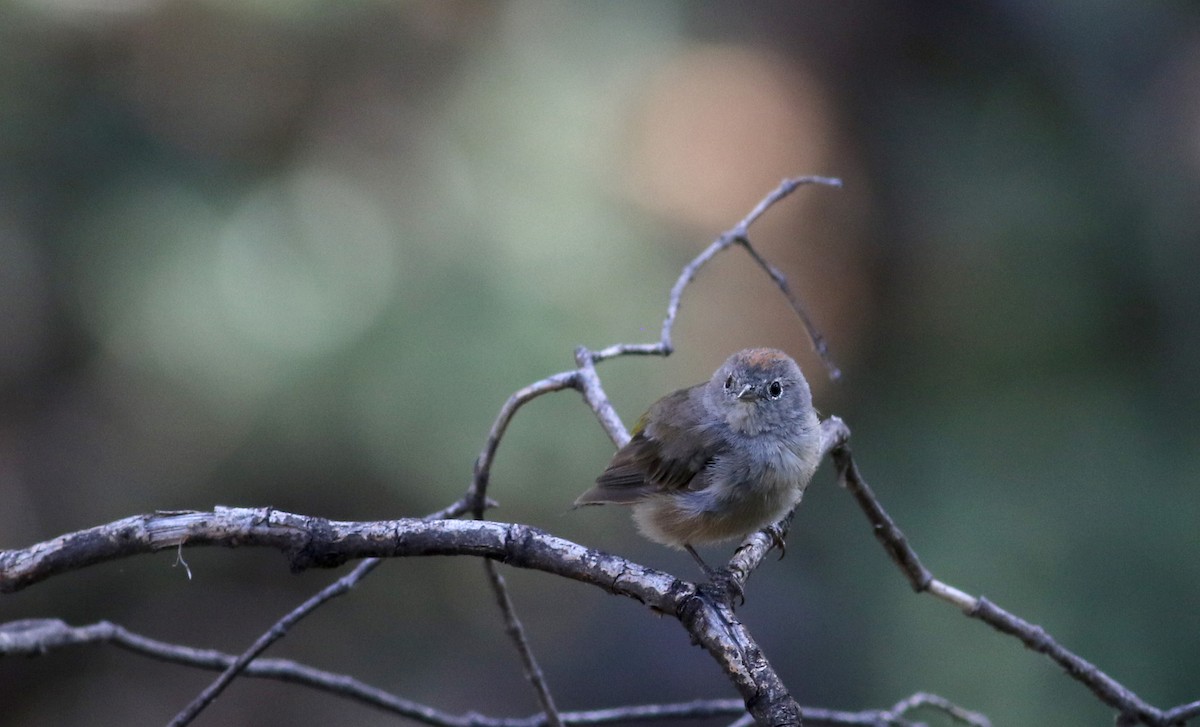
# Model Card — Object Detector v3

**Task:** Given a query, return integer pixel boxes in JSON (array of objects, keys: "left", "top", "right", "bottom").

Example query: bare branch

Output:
[
  {"left": 484, "top": 559, "right": 564, "bottom": 727},
  {"left": 166, "top": 497, "right": 489, "bottom": 725},
  {"left": 0, "top": 618, "right": 473, "bottom": 724},
  {"left": 167, "top": 557, "right": 382, "bottom": 726},
  {"left": 724, "top": 175, "right": 842, "bottom": 381},
  {"left": 2, "top": 175, "right": 1190, "bottom": 726},
  {"left": 0, "top": 506, "right": 806, "bottom": 724},
  {"left": 0, "top": 178, "right": 909, "bottom": 727},
  {"left": 880, "top": 692, "right": 991, "bottom": 727},
  {"left": 0, "top": 509, "right": 681, "bottom": 602},
  {"left": 1164, "top": 702, "right": 1200, "bottom": 725},
  {"left": 0, "top": 618, "right": 743, "bottom": 726},
  {"left": 969, "top": 598, "right": 1157, "bottom": 723},
  {"left": 731, "top": 238, "right": 840, "bottom": 381},
  {"left": 2, "top": 619, "right": 983, "bottom": 727},
  {"left": 588, "top": 175, "right": 842, "bottom": 375},
  {"left": 734, "top": 177, "right": 843, "bottom": 233},
  {"left": 829, "top": 439, "right": 1195, "bottom": 726},
  {"left": 829, "top": 439, "right": 933, "bottom": 595},
  {"left": 471, "top": 371, "right": 583, "bottom": 509}
]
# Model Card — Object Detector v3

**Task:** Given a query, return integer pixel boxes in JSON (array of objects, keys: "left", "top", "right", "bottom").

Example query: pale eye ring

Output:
[
  {"left": 768, "top": 380, "right": 783, "bottom": 399},
  {"left": 724, "top": 375, "right": 734, "bottom": 390}
]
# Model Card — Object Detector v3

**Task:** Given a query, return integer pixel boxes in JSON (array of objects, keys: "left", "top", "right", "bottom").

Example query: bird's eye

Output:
[
  {"left": 768, "top": 380, "right": 783, "bottom": 399},
  {"left": 724, "top": 375, "right": 734, "bottom": 390}
]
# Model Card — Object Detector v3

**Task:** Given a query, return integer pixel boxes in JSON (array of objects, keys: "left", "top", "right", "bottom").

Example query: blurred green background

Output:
[{"left": 2, "top": 1, "right": 1199, "bottom": 725}]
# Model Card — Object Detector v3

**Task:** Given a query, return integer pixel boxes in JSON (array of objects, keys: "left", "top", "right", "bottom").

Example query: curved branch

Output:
[
  {"left": 0, "top": 618, "right": 985, "bottom": 726},
  {"left": 0, "top": 617, "right": 744, "bottom": 726},
  {"left": 829, "top": 436, "right": 1196, "bottom": 726},
  {"left": 0, "top": 510, "right": 677, "bottom": 604},
  {"left": 588, "top": 175, "right": 842, "bottom": 380},
  {"left": 0, "top": 508, "right": 811, "bottom": 723}
]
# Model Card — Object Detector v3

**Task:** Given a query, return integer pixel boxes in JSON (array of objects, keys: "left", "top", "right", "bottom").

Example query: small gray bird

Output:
[{"left": 575, "top": 348, "right": 821, "bottom": 571}]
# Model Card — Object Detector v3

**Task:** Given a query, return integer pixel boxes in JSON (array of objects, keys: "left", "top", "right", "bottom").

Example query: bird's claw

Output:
[{"left": 763, "top": 523, "right": 788, "bottom": 560}]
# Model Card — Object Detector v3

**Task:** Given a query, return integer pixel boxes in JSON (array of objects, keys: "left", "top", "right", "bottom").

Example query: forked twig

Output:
[
  {"left": 590, "top": 175, "right": 842, "bottom": 380},
  {"left": 469, "top": 374, "right": 581, "bottom": 726},
  {"left": 470, "top": 371, "right": 584, "bottom": 509}
]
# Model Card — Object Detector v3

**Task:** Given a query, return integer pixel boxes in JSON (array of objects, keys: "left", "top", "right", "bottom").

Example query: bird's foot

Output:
[
  {"left": 763, "top": 522, "right": 788, "bottom": 560},
  {"left": 686, "top": 544, "right": 746, "bottom": 608}
]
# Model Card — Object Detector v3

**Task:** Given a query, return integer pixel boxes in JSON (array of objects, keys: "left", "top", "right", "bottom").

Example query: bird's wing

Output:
[{"left": 574, "top": 386, "right": 720, "bottom": 506}]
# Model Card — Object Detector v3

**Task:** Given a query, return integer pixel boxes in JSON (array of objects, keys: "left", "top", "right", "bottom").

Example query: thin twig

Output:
[
  {"left": 465, "top": 371, "right": 592, "bottom": 726},
  {"left": 168, "top": 498, "right": 479, "bottom": 727},
  {"left": 733, "top": 176, "right": 842, "bottom": 234},
  {"left": 470, "top": 371, "right": 583, "bottom": 510},
  {"left": 589, "top": 175, "right": 842, "bottom": 373},
  {"left": 733, "top": 237, "right": 840, "bottom": 381},
  {"left": 167, "top": 557, "right": 383, "bottom": 727},
  {"left": 0, "top": 618, "right": 466, "bottom": 723},
  {"left": 1163, "top": 701, "right": 1200, "bottom": 725},
  {"left": 882, "top": 692, "right": 991, "bottom": 727},
  {"left": 476, "top": 414, "right": 564, "bottom": 727},
  {"left": 484, "top": 560, "right": 564, "bottom": 727},
  {"left": 3, "top": 619, "right": 970, "bottom": 727},
  {"left": 829, "top": 440, "right": 1186, "bottom": 726}
]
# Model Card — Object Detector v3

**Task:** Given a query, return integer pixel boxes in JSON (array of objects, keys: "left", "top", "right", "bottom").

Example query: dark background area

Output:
[{"left": 2, "top": 1, "right": 1199, "bottom": 725}]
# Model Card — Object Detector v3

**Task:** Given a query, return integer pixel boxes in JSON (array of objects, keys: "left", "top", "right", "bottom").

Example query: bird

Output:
[{"left": 575, "top": 347, "right": 822, "bottom": 575}]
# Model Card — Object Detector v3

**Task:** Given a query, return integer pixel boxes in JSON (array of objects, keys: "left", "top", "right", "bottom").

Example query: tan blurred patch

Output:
[
  {"left": 622, "top": 44, "right": 836, "bottom": 231},
  {"left": 621, "top": 44, "right": 874, "bottom": 391}
]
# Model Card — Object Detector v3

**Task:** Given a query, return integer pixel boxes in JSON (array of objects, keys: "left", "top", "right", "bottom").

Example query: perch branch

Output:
[
  {"left": 0, "top": 510, "right": 679, "bottom": 603},
  {"left": 0, "top": 508, "right": 806, "bottom": 723}
]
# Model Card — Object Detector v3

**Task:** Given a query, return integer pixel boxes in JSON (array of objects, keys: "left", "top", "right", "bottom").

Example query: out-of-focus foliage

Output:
[{"left": 1, "top": 2, "right": 1198, "bottom": 725}]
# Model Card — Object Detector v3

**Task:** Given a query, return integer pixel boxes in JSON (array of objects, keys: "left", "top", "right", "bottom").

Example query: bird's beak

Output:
[{"left": 736, "top": 384, "right": 758, "bottom": 401}]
